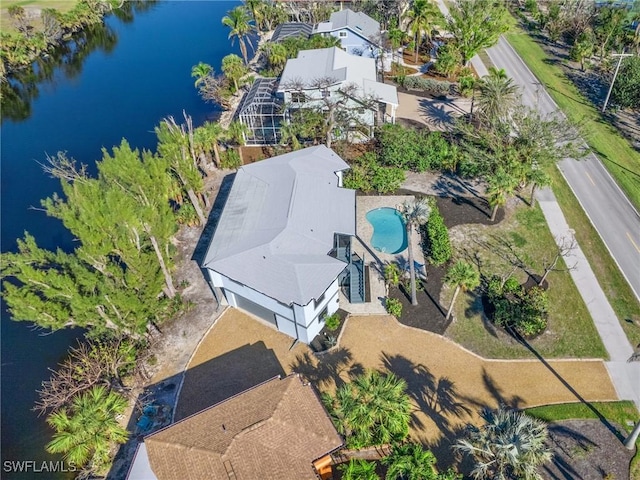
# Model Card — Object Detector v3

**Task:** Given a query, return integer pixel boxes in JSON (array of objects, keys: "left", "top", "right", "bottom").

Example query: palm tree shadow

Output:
[
  {"left": 381, "top": 353, "right": 474, "bottom": 438},
  {"left": 289, "top": 347, "right": 364, "bottom": 391},
  {"left": 510, "top": 330, "right": 624, "bottom": 441}
]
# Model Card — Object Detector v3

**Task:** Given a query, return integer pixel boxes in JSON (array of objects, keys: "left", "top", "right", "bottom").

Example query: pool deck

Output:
[{"left": 342, "top": 196, "right": 427, "bottom": 315}]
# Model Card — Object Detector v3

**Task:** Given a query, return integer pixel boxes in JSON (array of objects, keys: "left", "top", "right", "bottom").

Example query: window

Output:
[
  {"left": 321, "top": 89, "right": 330, "bottom": 99},
  {"left": 339, "top": 31, "right": 347, "bottom": 38},
  {"left": 315, "top": 291, "right": 326, "bottom": 309},
  {"left": 291, "top": 92, "right": 306, "bottom": 103}
]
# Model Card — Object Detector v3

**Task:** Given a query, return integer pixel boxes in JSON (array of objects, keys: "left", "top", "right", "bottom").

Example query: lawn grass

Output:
[
  {"left": 525, "top": 401, "right": 640, "bottom": 478},
  {"left": 445, "top": 202, "right": 608, "bottom": 359},
  {"left": 0, "top": 1, "right": 76, "bottom": 33},
  {"left": 504, "top": 28, "right": 640, "bottom": 210},
  {"left": 549, "top": 166, "right": 640, "bottom": 348}
]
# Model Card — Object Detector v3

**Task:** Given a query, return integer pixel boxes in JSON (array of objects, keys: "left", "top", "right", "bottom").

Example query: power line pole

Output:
[{"left": 602, "top": 51, "right": 633, "bottom": 113}]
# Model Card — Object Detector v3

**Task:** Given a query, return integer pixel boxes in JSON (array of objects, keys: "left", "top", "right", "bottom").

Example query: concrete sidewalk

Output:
[{"left": 537, "top": 187, "right": 640, "bottom": 410}]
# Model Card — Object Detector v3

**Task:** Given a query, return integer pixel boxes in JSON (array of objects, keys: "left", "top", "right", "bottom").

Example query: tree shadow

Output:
[
  {"left": 380, "top": 353, "right": 474, "bottom": 439},
  {"left": 289, "top": 347, "right": 364, "bottom": 391},
  {"left": 510, "top": 330, "right": 624, "bottom": 441}
]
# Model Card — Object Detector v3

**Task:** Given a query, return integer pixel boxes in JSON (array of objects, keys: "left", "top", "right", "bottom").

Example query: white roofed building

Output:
[
  {"left": 202, "top": 146, "right": 363, "bottom": 344},
  {"left": 315, "top": 8, "right": 381, "bottom": 58}
]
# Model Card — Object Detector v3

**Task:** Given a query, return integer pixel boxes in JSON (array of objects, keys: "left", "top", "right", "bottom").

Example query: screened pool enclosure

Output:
[{"left": 237, "top": 78, "right": 285, "bottom": 146}]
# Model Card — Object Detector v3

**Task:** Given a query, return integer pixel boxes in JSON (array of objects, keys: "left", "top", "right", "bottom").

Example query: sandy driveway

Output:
[
  {"left": 395, "top": 91, "right": 471, "bottom": 130},
  {"left": 176, "top": 309, "right": 617, "bottom": 448}
]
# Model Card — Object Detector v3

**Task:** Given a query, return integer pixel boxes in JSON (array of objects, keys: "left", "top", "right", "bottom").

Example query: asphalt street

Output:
[{"left": 486, "top": 37, "right": 640, "bottom": 301}]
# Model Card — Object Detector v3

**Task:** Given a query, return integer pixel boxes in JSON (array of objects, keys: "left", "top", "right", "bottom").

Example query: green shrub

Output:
[
  {"left": 323, "top": 313, "right": 341, "bottom": 331},
  {"left": 220, "top": 148, "right": 242, "bottom": 169},
  {"left": 386, "top": 297, "right": 403, "bottom": 317},
  {"left": 403, "top": 76, "right": 452, "bottom": 96},
  {"left": 487, "top": 275, "right": 549, "bottom": 336},
  {"left": 423, "top": 200, "right": 452, "bottom": 265},
  {"left": 458, "top": 75, "right": 476, "bottom": 97},
  {"left": 384, "top": 263, "right": 402, "bottom": 288}
]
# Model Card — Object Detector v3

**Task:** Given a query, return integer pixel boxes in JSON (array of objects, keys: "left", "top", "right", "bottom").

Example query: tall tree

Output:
[
  {"left": 477, "top": 67, "right": 520, "bottom": 125},
  {"left": 404, "top": 0, "right": 443, "bottom": 63},
  {"left": 398, "top": 198, "right": 431, "bottom": 305},
  {"left": 221, "top": 53, "right": 248, "bottom": 92},
  {"left": 46, "top": 386, "right": 129, "bottom": 473},
  {"left": 96, "top": 141, "right": 178, "bottom": 298},
  {"left": 444, "top": 260, "right": 480, "bottom": 320},
  {"left": 486, "top": 169, "right": 517, "bottom": 222},
  {"left": 222, "top": 6, "right": 256, "bottom": 65},
  {"left": 323, "top": 370, "right": 411, "bottom": 448},
  {"left": 455, "top": 407, "right": 552, "bottom": 480},
  {"left": 244, "top": 0, "right": 264, "bottom": 31},
  {"left": 447, "top": 0, "right": 510, "bottom": 65},
  {"left": 193, "top": 121, "right": 225, "bottom": 168},
  {"left": 156, "top": 117, "right": 207, "bottom": 226}
]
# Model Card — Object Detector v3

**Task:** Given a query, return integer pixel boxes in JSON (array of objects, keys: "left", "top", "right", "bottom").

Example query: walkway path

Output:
[{"left": 537, "top": 188, "right": 640, "bottom": 410}]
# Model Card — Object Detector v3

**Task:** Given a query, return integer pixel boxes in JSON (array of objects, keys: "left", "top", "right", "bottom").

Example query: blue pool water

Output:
[{"left": 366, "top": 208, "right": 408, "bottom": 254}]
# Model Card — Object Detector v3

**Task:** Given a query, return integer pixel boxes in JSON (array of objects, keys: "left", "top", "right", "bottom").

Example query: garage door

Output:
[{"left": 235, "top": 295, "right": 278, "bottom": 327}]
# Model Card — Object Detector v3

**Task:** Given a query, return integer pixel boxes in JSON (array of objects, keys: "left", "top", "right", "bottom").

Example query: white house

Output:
[
  {"left": 202, "top": 146, "right": 357, "bottom": 344},
  {"left": 315, "top": 8, "right": 381, "bottom": 58},
  {"left": 277, "top": 46, "right": 398, "bottom": 131}
]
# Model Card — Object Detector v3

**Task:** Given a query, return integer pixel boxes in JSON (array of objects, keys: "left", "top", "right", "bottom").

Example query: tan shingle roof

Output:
[{"left": 144, "top": 375, "right": 343, "bottom": 480}]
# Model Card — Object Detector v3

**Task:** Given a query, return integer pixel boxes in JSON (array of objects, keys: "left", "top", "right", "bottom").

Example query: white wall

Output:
[
  {"left": 329, "top": 28, "right": 379, "bottom": 58},
  {"left": 208, "top": 270, "right": 342, "bottom": 344}
]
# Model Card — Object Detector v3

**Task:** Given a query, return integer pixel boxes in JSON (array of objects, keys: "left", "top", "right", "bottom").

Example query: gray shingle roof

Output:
[
  {"left": 203, "top": 146, "right": 356, "bottom": 306},
  {"left": 271, "top": 22, "right": 313, "bottom": 43},
  {"left": 317, "top": 8, "right": 380, "bottom": 41}
]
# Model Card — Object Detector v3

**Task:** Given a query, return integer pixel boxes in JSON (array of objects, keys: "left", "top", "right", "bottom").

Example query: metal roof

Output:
[
  {"left": 315, "top": 8, "right": 380, "bottom": 42},
  {"left": 271, "top": 22, "right": 313, "bottom": 43},
  {"left": 203, "top": 146, "right": 356, "bottom": 306}
]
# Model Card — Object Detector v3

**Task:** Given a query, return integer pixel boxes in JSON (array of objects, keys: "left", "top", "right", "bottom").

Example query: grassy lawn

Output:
[
  {"left": 504, "top": 28, "right": 640, "bottom": 210},
  {"left": 445, "top": 203, "right": 608, "bottom": 359},
  {"left": 525, "top": 401, "right": 640, "bottom": 478},
  {"left": 0, "top": 1, "right": 76, "bottom": 33},
  {"left": 549, "top": 166, "right": 640, "bottom": 348}
]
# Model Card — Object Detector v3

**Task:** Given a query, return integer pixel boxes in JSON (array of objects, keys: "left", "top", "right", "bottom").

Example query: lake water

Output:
[{"left": 1, "top": 1, "right": 240, "bottom": 477}]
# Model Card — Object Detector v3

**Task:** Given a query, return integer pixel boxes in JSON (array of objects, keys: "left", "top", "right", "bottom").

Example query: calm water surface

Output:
[{"left": 1, "top": 2, "right": 239, "bottom": 477}]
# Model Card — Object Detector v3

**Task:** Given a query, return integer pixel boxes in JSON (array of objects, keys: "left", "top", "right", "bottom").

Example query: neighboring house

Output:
[
  {"left": 202, "top": 146, "right": 363, "bottom": 344},
  {"left": 315, "top": 8, "right": 381, "bottom": 58},
  {"left": 126, "top": 375, "right": 344, "bottom": 480},
  {"left": 277, "top": 46, "right": 398, "bottom": 138}
]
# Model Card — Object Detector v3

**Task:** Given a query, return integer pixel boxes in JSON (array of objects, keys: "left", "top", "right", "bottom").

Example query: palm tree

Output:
[
  {"left": 444, "top": 260, "right": 480, "bottom": 320},
  {"left": 46, "top": 386, "right": 129, "bottom": 471},
  {"left": 191, "top": 62, "right": 212, "bottom": 87},
  {"left": 486, "top": 170, "right": 517, "bottom": 222},
  {"left": 339, "top": 459, "right": 380, "bottom": 480},
  {"left": 194, "top": 121, "right": 225, "bottom": 167},
  {"left": 221, "top": 53, "right": 247, "bottom": 92},
  {"left": 404, "top": 0, "right": 443, "bottom": 63},
  {"left": 323, "top": 370, "right": 411, "bottom": 448},
  {"left": 279, "top": 120, "right": 302, "bottom": 150},
  {"left": 398, "top": 198, "right": 431, "bottom": 306},
  {"left": 382, "top": 443, "right": 437, "bottom": 480},
  {"left": 477, "top": 68, "right": 520, "bottom": 125},
  {"left": 222, "top": 6, "right": 256, "bottom": 66},
  {"left": 455, "top": 407, "right": 552, "bottom": 480},
  {"left": 244, "top": 0, "right": 264, "bottom": 31},
  {"left": 261, "top": 42, "right": 288, "bottom": 70}
]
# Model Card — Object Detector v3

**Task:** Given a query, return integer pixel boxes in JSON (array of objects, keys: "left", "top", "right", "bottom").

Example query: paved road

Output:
[{"left": 485, "top": 37, "right": 640, "bottom": 301}]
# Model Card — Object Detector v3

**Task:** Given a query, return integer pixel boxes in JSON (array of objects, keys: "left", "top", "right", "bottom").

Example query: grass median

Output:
[{"left": 504, "top": 29, "right": 640, "bottom": 210}]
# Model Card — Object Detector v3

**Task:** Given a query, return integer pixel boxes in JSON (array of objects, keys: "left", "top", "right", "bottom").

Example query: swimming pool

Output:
[{"left": 366, "top": 207, "right": 408, "bottom": 254}]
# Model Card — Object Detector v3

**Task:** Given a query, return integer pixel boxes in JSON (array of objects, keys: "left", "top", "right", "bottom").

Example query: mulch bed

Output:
[
  {"left": 543, "top": 419, "right": 634, "bottom": 480},
  {"left": 309, "top": 309, "right": 349, "bottom": 353},
  {"left": 388, "top": 194, "right": 504, "bottom": 335}
]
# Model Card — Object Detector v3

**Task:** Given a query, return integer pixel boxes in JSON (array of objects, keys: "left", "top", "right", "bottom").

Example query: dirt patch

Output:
[{"left": 543, "top": 419, "right": 634, "bottom": 480}]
